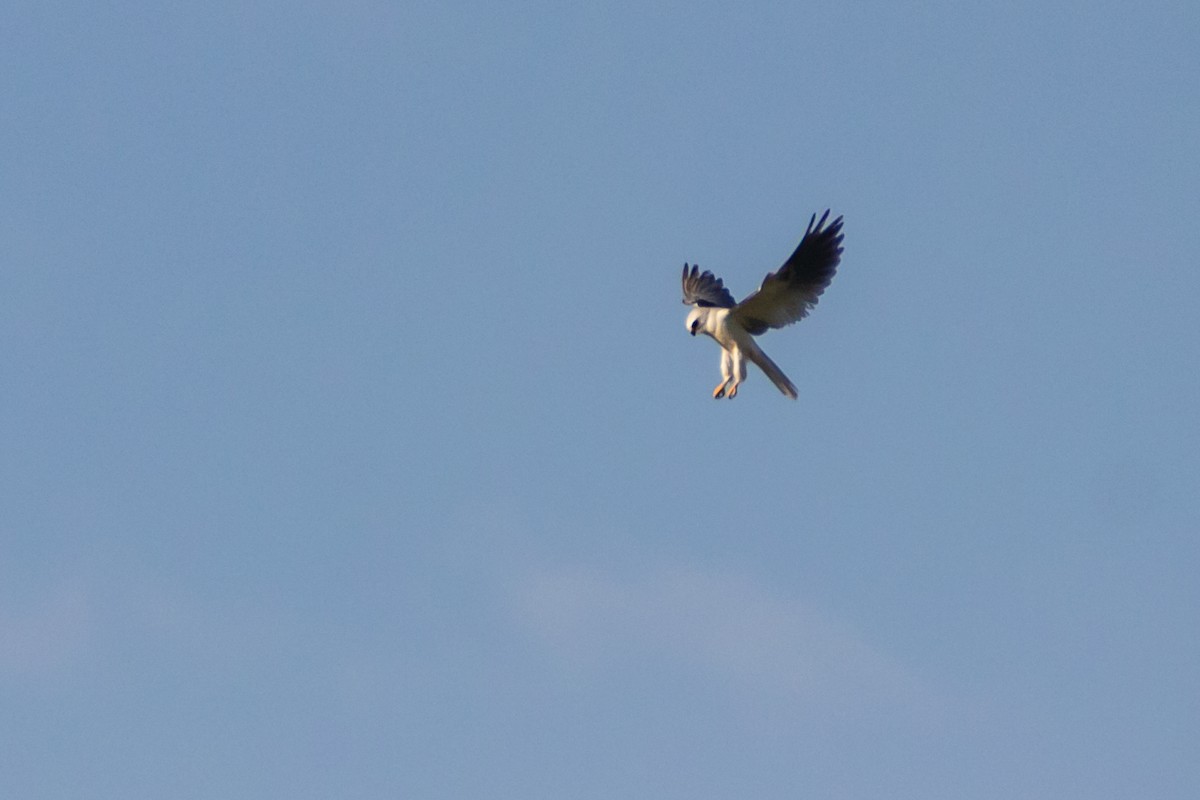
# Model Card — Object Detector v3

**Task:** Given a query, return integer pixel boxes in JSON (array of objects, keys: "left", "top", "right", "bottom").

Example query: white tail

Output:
[{"left": 745, "top": 346, "right": 798, "bottom": 399}]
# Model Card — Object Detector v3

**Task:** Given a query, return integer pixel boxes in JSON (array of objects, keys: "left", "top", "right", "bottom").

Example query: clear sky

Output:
[{"left": 3, "top": 1, "right": 1198, "bottom": 798}]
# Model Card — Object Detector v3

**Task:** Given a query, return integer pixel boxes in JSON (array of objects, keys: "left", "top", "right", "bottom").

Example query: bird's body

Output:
[
  {"left": 682, "top": 211, "right": 844, "bottom": 399},
  {"left": 686, "top": 305, "right": 796, "bottom": 399}
]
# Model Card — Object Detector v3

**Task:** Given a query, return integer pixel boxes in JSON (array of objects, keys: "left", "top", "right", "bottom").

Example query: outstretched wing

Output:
[
  {"left": 681, "top": 264, "right": 736, "bottom": 308},
  {"left": 730, "top": 211, "right": 844, "bottom": 335}
]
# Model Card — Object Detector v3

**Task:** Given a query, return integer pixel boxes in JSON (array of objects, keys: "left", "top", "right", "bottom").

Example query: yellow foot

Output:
[
  {"left": 727, "top": 384, "right": 739, "bottom": 398},
  {"left": 712, "top": 382, "right": 727, "bottom": 399}
]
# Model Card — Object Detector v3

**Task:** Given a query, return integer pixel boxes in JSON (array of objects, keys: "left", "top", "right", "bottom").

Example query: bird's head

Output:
[{"left": 685, "top": 307, "right": 705, "bottom": 336}]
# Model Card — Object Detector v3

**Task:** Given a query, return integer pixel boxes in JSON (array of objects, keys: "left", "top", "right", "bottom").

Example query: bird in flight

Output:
[{"left": 682, "top": 210, "right": 844, "bottom": 399}]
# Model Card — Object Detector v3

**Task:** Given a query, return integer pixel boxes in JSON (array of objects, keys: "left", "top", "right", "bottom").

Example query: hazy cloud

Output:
[{"left": 513, "top": 563, "right": 931, "bottom": 714}]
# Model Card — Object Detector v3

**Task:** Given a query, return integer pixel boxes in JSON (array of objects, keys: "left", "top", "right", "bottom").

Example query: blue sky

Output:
[{"left": 3, "top": 1, "right": 1198, "bottom": 797}]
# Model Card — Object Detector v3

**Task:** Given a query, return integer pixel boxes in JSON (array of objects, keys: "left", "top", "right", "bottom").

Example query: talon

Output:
[
  {"left": 728, "top": 385, "right": 738, "bottom": 398},
  {"left": 712, "top": 382, "right": 728, "bottom": 399}
]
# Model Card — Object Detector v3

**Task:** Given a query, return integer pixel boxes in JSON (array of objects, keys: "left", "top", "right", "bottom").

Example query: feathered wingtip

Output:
[
  {"left": 806, "top": 209, "right": 843, "bottom": 236},
  {"left": 681, "top": 263, "right": 736, "bottom": 308},
  {"left": 680, "top": 262, "right": 693, "bottom": 303}
]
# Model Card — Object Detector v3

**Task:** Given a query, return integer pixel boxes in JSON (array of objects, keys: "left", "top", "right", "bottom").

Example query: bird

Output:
[{"left": 682, "top": 210, "right": 844, "bottom": 399}]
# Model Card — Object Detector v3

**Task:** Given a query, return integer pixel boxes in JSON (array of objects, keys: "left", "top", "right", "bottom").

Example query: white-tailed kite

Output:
[{"left": 682, "top": 210, "right": 844, "bottom": 399}]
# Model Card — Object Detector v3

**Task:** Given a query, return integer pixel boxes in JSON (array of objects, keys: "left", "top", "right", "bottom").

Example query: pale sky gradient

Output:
[{"left": 3, "top": 2, "right": 1199, "bottom": 798}]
